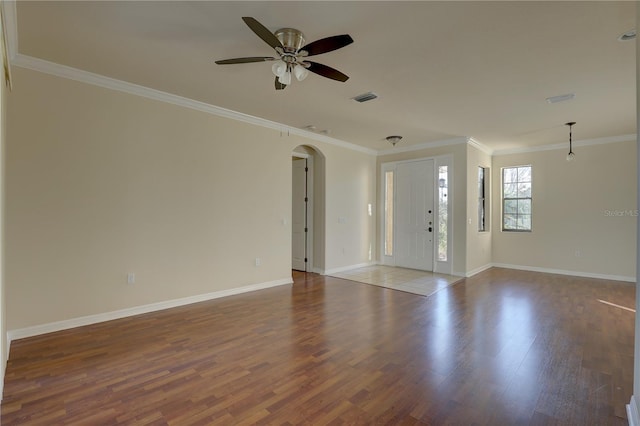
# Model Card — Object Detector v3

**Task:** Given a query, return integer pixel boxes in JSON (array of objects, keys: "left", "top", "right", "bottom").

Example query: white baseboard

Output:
[
  {"left": 465, "top": 264, "right": 493, "bottom": 278},
  {"left": 492, "top": 263, "right": 635, "bottom": 283},
  {"left": 324, "top": 262, "right": 376, "bottom": 275},
  {"left": 628, "top": 395, "right": 640, "bottom": 426},
  {"left": 7, "top": 278, "right": 292, "bottom": 344}
]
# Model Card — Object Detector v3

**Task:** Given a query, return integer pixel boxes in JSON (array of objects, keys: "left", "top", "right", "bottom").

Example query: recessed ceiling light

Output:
[
  {"left": 618, "top": 29, "right": 636, "bottom": 42},
  {"left": 546, "top": 93, "right": 575, "bottom": 104}
]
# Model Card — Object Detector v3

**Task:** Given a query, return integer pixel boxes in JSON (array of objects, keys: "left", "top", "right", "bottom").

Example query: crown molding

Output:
[
  {"left": 467, "top": 137, "right": 493, "bottom": 155},
  {"left": 11, "top": 53, "right": 377, "bottom": 156},
  {"left": 493, "top": 133, "right": 637, "bottom": 156},
  {"left": 3, "top": 1, "right": 17, "bottom": 60}
]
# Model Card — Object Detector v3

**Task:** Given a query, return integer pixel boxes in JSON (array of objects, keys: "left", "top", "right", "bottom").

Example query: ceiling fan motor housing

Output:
[{"left": 275, "top": 28, "right": 306, "bottom": 53}]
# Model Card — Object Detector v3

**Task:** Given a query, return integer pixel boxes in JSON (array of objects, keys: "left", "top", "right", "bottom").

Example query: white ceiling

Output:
[{"left": 10, "top": 1, "right": 637, "bottom": 152}]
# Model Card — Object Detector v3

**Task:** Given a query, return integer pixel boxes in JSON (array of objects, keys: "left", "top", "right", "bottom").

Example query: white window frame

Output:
[{"left": 501, "top": 165, "right": 532, "bottom": 232}]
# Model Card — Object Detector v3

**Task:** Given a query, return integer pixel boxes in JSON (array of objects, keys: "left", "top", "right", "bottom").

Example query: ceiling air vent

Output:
[{"left": 352, "top": 92, "right": 378, "bottom": 103}]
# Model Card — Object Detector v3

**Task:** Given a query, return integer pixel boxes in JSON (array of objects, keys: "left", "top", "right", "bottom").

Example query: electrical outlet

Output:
[
  {"left": 127, "top": 273, "right": 135, "bottom": 284},
  {"left": 255, "top": 258, "right": 262, "bottom": 267}
]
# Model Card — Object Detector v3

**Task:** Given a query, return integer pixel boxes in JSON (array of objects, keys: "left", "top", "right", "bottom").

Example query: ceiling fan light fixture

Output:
[
  {"left": 278, "top": 70, "right": 292, "bottom": 85},
  {"left": 272, "top": 61, "right": 287, "bottom": 77},
  {"left": 293, "top": 64, "right": 309, "bottom": 81}
]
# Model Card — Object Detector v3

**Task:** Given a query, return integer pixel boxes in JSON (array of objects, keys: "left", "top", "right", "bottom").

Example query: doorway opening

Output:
[{"left": 292, "top": 145, "right": 325, "bottom": 273}]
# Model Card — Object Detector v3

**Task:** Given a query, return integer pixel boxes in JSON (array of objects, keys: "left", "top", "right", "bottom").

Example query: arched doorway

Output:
[{"left": 292, "top": 145, "right": 325, "bottom": 273}]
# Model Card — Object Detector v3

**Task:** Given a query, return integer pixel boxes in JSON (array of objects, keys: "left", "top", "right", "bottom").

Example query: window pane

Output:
[
  {"left": 517, "top": 215, "right": 531, "bottom": 230},
  {"left": 478, "top": 167, "right": 486, "bottom": 232},
  {"left": 504, "top": 183, "right": 518, "bottom": 198},
  {"left": 503, "top": 168, "right": 517, "bottom": 183},
  {"left": 518, "top": 199, "right": 531, "bottom": 215},
  {"left": 503, "top": 214, "right": 517, "bottom": 230},
  {"left": 504, "top": 199, "right": 518, "bottom": 214},
  {"left": 517, "top": 167, "right": 531, "bottom": 182},
  {"left": 438, "top": 166, "right": 448, "bottom": 261},
  {"left": 518, "top": 182, "right": 531, "bottom": 198}
]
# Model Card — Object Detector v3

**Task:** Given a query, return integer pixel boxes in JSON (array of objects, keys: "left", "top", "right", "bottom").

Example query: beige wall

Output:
[
  {"left": 5, "top": 67, "right": 376, "bottom": 330},
  {"left": 377, "top": 143, "right": 467, "bottom": 276},
  {"left": 492, "top": 140, "right": 637, "bottom": 279},
  {"left": 466, "top": 144, "right": 492, "bottom": 274},
  {"left": 323, "top": 143, "right": 377, "bottom": 271}
]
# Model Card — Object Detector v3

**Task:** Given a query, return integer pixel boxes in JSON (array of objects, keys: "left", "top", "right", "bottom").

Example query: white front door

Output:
[
  {"left": 395, "top": 159, "right": 435, "bottom": 271},
  {"left": 292, "top": 158, "right": 307, "bottom": 271}
]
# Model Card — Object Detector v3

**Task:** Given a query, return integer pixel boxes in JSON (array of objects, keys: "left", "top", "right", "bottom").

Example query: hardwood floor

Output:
[{"left": 1, "top": 268, "right": 634, "bottom": 425}]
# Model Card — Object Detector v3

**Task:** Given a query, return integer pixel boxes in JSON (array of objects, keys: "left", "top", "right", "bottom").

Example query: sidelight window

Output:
[
  {"left": 384, "top": 171, "right": 394, "bottom": 256},
  {"left": 438, "top": 166, "right": 448, "bottom": 261}
]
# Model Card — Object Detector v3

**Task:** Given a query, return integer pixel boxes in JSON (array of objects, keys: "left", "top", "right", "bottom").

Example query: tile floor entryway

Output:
[{"left": 329, "top": 265, "right": 463, "bottom": 297}]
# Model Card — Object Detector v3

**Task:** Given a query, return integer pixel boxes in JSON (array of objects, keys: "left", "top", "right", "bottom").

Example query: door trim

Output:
[
  {"left": 379, "top": 155, "right": 453, "bottom": 275},
  {"left": 291, "top": 154, "right": 314, "bottom": 272}
]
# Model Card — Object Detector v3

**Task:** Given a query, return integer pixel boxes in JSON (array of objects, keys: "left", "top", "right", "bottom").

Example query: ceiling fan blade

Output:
[
  {"left": 301, "top": 34, "right": 353, "bottom": 57},
  {"left": 275, "top": 77, "right": 287, "bottom": 90},
  {"left": 215, "top": 57, "right": 276, "bottom": 65},
  {"left": 305, "top": 61, "right": 349, "bottom": 82},
  {"left": 242, "top": 17, "right": 283, "bottom": 50}
]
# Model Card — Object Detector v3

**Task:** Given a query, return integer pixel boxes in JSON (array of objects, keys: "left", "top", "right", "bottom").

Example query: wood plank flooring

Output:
[{"left": 1, "top": 267, "right": 635, "bottom": 425}]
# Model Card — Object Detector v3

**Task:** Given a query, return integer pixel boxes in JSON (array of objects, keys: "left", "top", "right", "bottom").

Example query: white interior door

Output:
[
  {"left": 395, "top": 159, "right": 435, "bottom": 271},
  {"left": 292, "top": 158, "right": 307, "bottom": 271}
]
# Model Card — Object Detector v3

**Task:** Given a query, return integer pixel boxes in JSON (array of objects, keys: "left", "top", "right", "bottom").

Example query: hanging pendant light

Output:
[{"left": 565, "top": 122, "right": 576, "bottom": 162}]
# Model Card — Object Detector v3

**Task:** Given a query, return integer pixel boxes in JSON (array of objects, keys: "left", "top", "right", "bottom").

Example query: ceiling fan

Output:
[{"left": 215, "top": 17, "right": 353, "bottom": 90}]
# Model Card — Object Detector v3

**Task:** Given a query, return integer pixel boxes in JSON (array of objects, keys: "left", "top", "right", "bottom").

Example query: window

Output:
[
  {"left": 478, "top": 167, "right": 488, "bottom": 232},
  {"left": 384, "top": 170, "right": 394, "bottom": 256},
  {"left": 438, "top": 166, "right": 448, "bottom": 261},
  {"left": 502, "top": 165, "right": 532, "bottom": 231}
]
